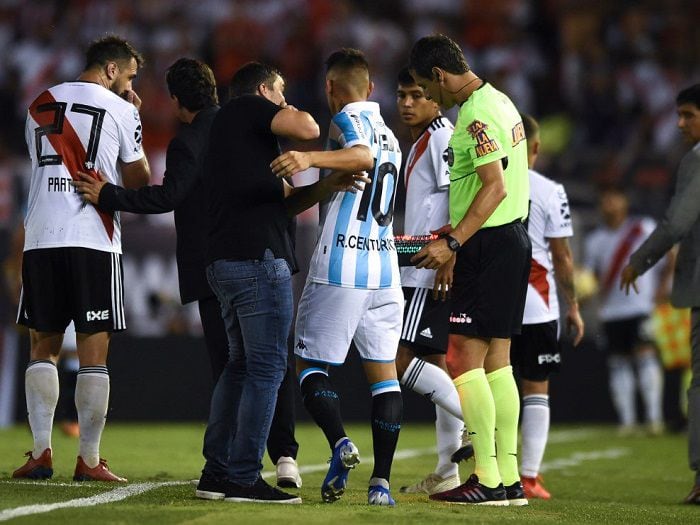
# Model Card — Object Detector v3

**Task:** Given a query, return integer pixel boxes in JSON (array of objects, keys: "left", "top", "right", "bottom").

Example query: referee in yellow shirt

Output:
[{"left": 409, "top": 34, "right": 531, "bottom": 506}]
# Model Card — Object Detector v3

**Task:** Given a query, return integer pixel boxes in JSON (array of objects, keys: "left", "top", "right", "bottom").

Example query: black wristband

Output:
[{"left": 444, "top": 234, "right": 461, "bottom": 252}]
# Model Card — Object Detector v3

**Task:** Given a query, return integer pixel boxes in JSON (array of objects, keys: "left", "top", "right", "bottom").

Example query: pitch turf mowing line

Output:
[{"left": 0, "top": 481, "right": 187, "bottom": 522}]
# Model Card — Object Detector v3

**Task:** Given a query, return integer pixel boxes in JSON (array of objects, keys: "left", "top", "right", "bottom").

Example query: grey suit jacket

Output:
[{"left": 629, "top": 142, "right": 700, "bottom": 307}]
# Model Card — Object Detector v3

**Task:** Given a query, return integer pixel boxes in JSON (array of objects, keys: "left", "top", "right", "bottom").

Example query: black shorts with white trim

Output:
[
  {"left": 510, "top": 320, "right": 561, "bottom": 381},
  {"left": 18, "top": 247, "right": 126, "bottom": 334},
  {"left": 399, "top": 286, "right": 449, "bottom": 355}
]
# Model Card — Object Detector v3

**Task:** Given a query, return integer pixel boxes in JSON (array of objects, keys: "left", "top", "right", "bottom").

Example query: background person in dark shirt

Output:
[
  {"left": 199, "top": 61, "right": 368, "bottom": 504},
  {"left": 74, "top": 58, "right": 304, "bottom": 488}
]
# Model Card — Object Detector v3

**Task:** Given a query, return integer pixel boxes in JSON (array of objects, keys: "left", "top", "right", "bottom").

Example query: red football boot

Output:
[
  {"left": 12, "top": 449, "right": 53, "bottom": 479},
  {"left": 521, "top": 475, "right": 551, "bottom": 500},
  {"left": 73, "top": 456, "right": 127, "bottom": 482}
]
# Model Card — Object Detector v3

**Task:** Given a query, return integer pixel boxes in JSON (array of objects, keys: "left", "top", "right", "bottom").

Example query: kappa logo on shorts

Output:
[
  {"left": 86, "top": 309, "right": 110, "bottom": 321},
  {"left": 295, "top": 338, "right": 307, "bottom": 350},
  {"left": 449, "top": 313, "right": 472, "bottom": 324},
  {"left": 537, "top": 353, "right": 561, "bottom": 364}
]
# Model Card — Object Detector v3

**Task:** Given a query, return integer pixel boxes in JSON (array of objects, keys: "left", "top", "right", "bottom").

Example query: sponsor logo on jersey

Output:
[
  {"left": 467, "top": 120, "right": 499, "bottom": 158},
  {"left": 86, "top": 309, "right": 110, "bottom": 321},
  {"left": 537, "top": 353, "right": 561, "bottom": 364},
  {"left": 446, "top": 146, "right": 454, "bottom": 166},
  {"left": 419, "top": 327, "right": 433, "bottom": 339},
  {"left": 511, "top": 121, "right": 526, "bottom": 147}
]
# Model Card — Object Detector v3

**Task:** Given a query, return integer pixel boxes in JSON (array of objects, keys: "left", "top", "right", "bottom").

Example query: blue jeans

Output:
[{"left": 203, "top": 249, "right": 293, "bottom": 485}]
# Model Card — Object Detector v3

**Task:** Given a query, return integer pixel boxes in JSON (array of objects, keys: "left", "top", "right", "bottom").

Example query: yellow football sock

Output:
[
  {"left": 454, "top": 368, "right": 501, "bottom": 488},
  {"left": 487, "top": 365, "right": 521, "bottom": 486}
]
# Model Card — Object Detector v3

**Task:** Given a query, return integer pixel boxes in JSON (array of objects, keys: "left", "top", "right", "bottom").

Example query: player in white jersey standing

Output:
[
  {"left": 584, "top": 186, "right": 667, "bottom": 435},
  {"left": 13, "top": 35, "right": 150, "bottom": 482},
  {"left": 512, "top": 114, "right": 584, "bottom": 499},
  {"left": 392, "top": 67, "right": 469, "bottom": 495},
  {"left": 271, "top": 49, "right": 403, "bottom": 506}
]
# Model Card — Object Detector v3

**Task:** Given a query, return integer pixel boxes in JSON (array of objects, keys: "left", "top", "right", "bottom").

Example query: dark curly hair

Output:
[{"left": 166, "top": 58, "right": 218, "bottom": 112}]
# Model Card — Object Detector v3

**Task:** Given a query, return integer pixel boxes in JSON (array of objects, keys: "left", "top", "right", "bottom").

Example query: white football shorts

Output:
[{"left": 294, "top": 282, "right": 403, "bottom": 365}]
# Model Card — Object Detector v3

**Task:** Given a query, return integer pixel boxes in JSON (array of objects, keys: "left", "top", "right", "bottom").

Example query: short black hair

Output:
[
  {"left": 166, "top": 58, "right": 218, "bottom": 112},
  {"left": 325, "top": 48, "right": 369, "bottom": 74},
  {"left": 397, "top": 66, "right": 416, "bottom": 86},
  {"left": 229, "top": 62, "right": 280, "bottom": 98},
  {"left": 520, "top": 113, "right": 539, "bottom": 141},
  {"left": 85, "top": 35, "right": 143, "bottom": 70},
  {"left": 677, "top": 84, "right": 700, "bottom": 108},
  {"left": 409, "top": 34, "right": 470, "bottom": 79}
]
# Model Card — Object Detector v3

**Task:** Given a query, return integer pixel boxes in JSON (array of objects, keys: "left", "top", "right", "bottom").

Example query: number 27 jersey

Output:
[
  {"left": 24, "top": 81, "right": 144, "bottom": 254},
  {"left": 308, "top": 101, "right": 402, "bottom": 289}
]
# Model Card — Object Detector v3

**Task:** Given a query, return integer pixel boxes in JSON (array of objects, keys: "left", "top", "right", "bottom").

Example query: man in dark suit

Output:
[
  {"left": 74, "top": 58, "right": 302, "bottom": 488},
  {"left": 621, "top": 84, "right": 700, "bottom": 504}
]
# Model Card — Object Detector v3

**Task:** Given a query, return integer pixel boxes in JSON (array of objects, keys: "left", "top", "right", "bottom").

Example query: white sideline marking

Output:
[
  {"left": 0, "top": 430, "right": 624, "bottom": 520},
  {"left": 541, "top": 447, "right": 629, "bottom": 473},
  {"left": 0, "top": 481, "right": 187, "bottom": 522}
]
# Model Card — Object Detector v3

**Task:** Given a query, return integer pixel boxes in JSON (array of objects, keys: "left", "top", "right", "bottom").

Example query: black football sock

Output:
[
  {"left": 370, "top": 390, "right": 403, "bottom": 481},
  {"left": 299, "top": 369, "right": 346, "bottom": 449}
]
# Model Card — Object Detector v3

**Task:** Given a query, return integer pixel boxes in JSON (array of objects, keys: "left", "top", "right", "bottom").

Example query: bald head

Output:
[{"left": 325, "top": 48, "right": 372, "bottom": 111}]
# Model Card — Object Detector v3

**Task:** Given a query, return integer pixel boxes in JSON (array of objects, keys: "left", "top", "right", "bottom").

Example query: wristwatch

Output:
[{"left": 444, "top": 234, "right": 461, "bottom": 252}]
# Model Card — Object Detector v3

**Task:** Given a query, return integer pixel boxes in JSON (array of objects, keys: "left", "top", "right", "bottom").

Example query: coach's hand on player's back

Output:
[
  {"left": 271, "top": 151, "right": 310, "bottom": 178},
  {"left": 413, "top": 238, "right": 453, "bottom": 270},
  {"left": 73, "top": 171, "right": 107, "bottom": 205}
]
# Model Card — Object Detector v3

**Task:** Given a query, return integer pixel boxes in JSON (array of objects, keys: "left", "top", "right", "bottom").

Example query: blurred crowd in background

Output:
[{"left": 0, "top": 0, "right": 698, "bottom": 338}]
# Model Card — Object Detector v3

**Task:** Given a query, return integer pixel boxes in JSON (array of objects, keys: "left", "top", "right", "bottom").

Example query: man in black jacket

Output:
[{"left": 73, "top": 58, "right": 302, "bottom": 487}]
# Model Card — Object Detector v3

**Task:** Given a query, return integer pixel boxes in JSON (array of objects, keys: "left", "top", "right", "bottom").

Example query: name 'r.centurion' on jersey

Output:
[{"left": 308, "top": 101, "right": 402, "bottom": 289}]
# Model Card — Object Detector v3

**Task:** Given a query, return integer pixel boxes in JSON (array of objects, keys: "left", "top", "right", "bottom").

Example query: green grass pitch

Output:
[{"left": 0, "top": 422, "right": 697, "bottom": 523}]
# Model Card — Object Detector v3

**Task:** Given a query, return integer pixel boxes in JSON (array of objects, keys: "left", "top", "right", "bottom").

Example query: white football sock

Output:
[
  {"left": 635, "top": 352, "right": 663, "bottom": 424},
  {"left": 25, "top": 360, "right": 59, "bottom": 458},
  {"left": 434, "top": 405, "right": 461, "bottom": 478},
  {"left": 520, "top": 394, "right": 550, "bottom": 478},
  {"left": 401, "top": 357, "right": 463, "bottom": 420},
  {"left": 608, "top": 355, "right": 636, "bottom": 426},
  {"left": 76, "top": 366, "right": 110, "bottom": 468}
]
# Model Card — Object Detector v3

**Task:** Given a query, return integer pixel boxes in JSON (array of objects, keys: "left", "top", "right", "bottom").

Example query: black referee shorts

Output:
[{"left": 449, "top": 220, "right": 531, "bottom": 339}]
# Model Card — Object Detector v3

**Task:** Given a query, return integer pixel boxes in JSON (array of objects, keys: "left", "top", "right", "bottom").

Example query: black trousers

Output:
[{"left": 198, "top": 295, "right": 299, "bottom": 463}]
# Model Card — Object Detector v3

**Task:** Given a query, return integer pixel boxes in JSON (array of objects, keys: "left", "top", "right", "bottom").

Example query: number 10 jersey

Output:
[
  {"left": 24, "top": 81, "right": 145, "bottom": 254},
  {"left": 308, "top": 101, "right": 402, "bottom": 289}
]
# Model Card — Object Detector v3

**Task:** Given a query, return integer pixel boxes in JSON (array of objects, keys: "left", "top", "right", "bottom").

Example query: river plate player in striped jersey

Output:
[
  {"left": 513, "top": 114, "right": 584, "bottom": 499},
  {"left": 393, "top": 67, "right": 474, "bottom": 496},
  {"left": 13, "top": 35, "right": 150, "bottom": 482},
  {"left": 271, "top": 48, "right": 403, "bottom": 506}
]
